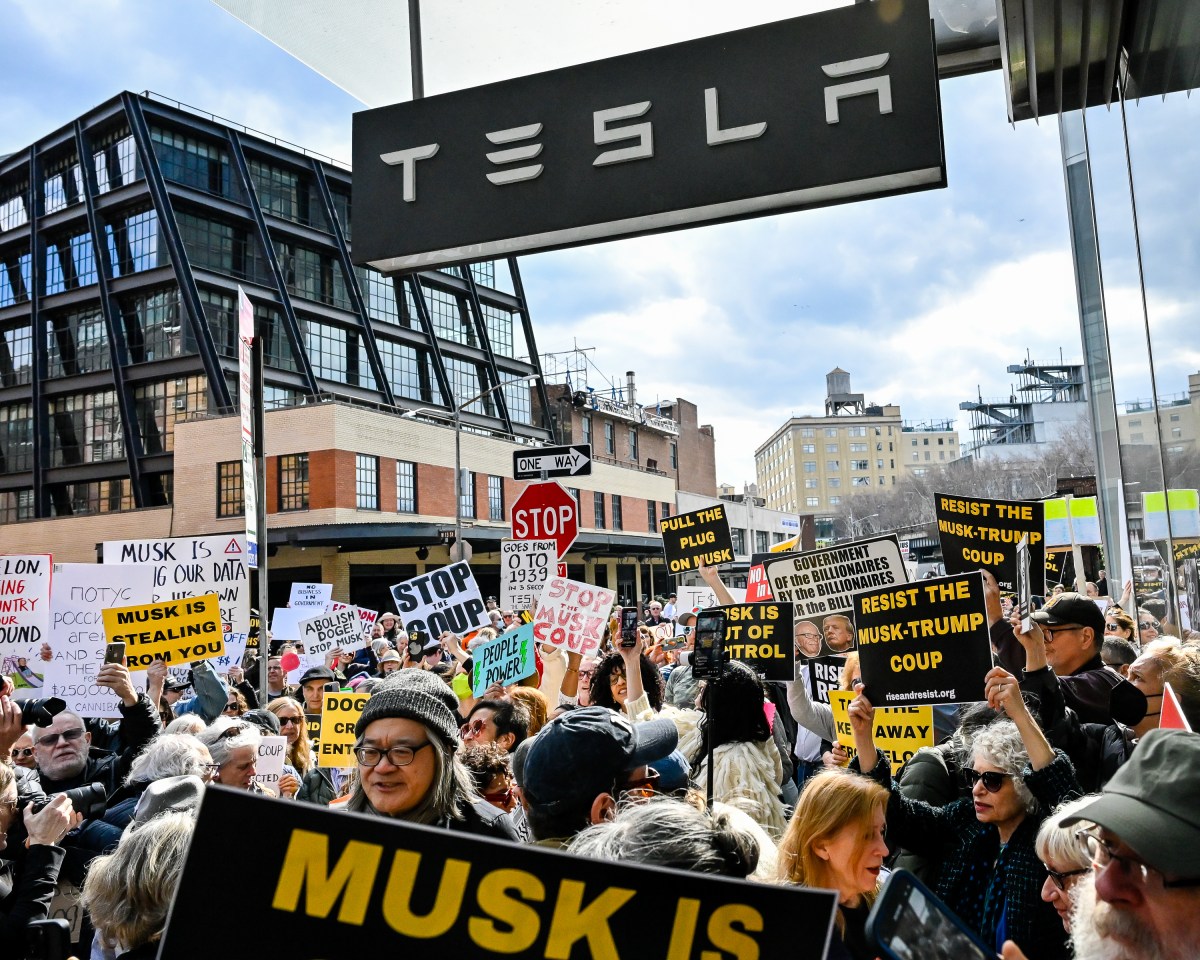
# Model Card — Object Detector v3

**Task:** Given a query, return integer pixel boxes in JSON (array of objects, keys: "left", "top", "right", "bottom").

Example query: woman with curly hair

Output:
[{"left": 587, "top": 632, "right": 665, "bottom": 720}]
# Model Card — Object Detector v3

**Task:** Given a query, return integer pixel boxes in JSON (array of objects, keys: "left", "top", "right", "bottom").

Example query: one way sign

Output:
[{"left": 513, "top": 444, "right": 592, "bottom": 481}]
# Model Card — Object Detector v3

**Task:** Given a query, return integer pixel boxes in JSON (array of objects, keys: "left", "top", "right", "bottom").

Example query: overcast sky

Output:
[{"left": 4, "top": 0, "right": 1196, "bottom": 487}]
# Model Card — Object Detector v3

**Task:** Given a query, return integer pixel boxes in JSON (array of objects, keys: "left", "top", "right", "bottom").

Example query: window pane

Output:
[
  {"left": 279, "top": 453, "right": 309, "bottom": 510},
  {"left": 396, "top": 460, "right": 416, "bottom": 513},
  {"left": 216, "top": 461, "right": 243, "bottom": 518},
  {"left": 356, "top": 454, "right": 379, "bottom": 510}
]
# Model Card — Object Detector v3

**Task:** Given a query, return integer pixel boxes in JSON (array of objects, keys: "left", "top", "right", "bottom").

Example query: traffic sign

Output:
[
  {"left": 513, "top": 444, "right": 592, "bottom": 481},
  {"left": 511, "top": 481, "right": 578, "bottom": 560}
]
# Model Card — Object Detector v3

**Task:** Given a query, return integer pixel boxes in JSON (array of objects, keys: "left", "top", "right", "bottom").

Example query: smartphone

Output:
[
  {"left": 104, "top": 641, "right": 126, "bottom": 664},
  {"left": 867, "top": 870, "right": 998, "bottom": 960},
  {"left": 26, "top": 918, "right": 71, "bottom": 960},
  {"left": 323, "top": 681, "right": 340, "bottom": 693},
  {"left": 691, "top": 610, "right": 727, "bottom": 679},
  {"left": 619, "top": 607, "right": 640, "bottom": 648}
]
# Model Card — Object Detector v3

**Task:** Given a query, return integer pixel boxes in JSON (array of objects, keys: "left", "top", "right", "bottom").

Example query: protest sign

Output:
[
  {"left": 318, "top": 692, "right": 371, "bottom": 768},
  {"left": 43, "top": 563, "right": 154, "bottom": 717},
  {"left": 1143, "top": 489, "right": 1200, "bottom": 541},
  {"left": 934, "top": 493, "right": 1044, "bottom": 592},
  {"left": 391, "top": 562, "right": 489, "bottom": 637},
  {"left": 159, "top": 788, "right": 837, "bottom": 960},
  {"left": 829, "top": 690, "right": 934, "bottom": 773},
  {"left": 531, "top": 576, "right": 616, "bottom": 655},
  {"left": 0, "top": 554, "right": 52, "bottom": 668},
  {"left": 807, "top": 656, "right": 846, "bottom": 706},
  {"left": 471, "top": 622, "right": 537, "bottom": 695},
  {"left": 674, "top": 583, "right": 746, "bottom": 618},
  {"left": 714, "top": 603, "right": 794, "bottom": 681},
  {"left": 745, "top": 555, "right": 774, "bottom": 602},
  {"left": 253, "top": 735, "right": 288, "bottom": 794},
  {"left": 1016, "top": 534, "right": 1032, "bottom": 633},
  {"left": 765, "top": 536, "right": 908, "bottom": 660},
  {"left": 1043, "top": 496, "right": 1102, "bottom": 548},
  {"left": 103, "top": 593, "right": 225, "bottom": 669},
  {"left": 306, "top": 714, "right": 322, "bottom": 746},
  {"left": 659, "top": 504, "right": 735, "bottom": 575},
  {"left": 103, "top": 535, "right": 251, "bottom": 664},
  {"left": 298, "top": 608, "right": 360, "bottom": 659},
  {"left": 500, "top": 538, "right": 556, "bottom": 612},
  {"left": 1160, "top": 682, "right": 1192, "bottom": 732},
  {"left": 290, "top": 582, "right": 333, "bottom": 610},
  {"left": 855, "top": 573, "right": 992, "bottom": 707},
  {"left": 271, "top": 607, "right": 307, "bottom": 644},
  {"left": 331, "top": 602, "right": 377, "bottom": 648}
]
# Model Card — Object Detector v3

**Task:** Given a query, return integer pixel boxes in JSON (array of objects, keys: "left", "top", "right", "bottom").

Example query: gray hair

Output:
[
  {"left": 164, "top": 715, "right": 205, "bottom": 736},
  {"left": 971, "top": 719, "right": 1037, "bottom": 814},
  {"left": 81, "top": 811, "right": 194, "bottom": 952},
  {"left": 568, "top": 797, "right": 758, "bottom": 878},
  {"left": 1036, "top": 795, "right": 1097, "bottom": 870},
  {"left": 126, "top": 734, "right": 209, "bottom": 785},
  {"left": 196, "top": 717, "right": 260, "bottom": 766},
  {"left": 345, "top": 720, "right": 477, "bottom": 824}
]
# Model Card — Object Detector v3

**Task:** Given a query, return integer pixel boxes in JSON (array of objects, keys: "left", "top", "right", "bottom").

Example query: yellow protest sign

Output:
[
  {"left": 318, "top": 692, "right": 370, "bottom": 768},
  {"left": 102, "top": 593, "right": 224, "bottom": 669},
  {"left": 829, "top": 690, "right": 934, "bottom": 773}
]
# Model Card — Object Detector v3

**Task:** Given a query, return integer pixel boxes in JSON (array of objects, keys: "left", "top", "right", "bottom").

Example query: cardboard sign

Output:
[
  {"left": 0, "top": 554, "right": 52, "bottom": 665},
  {"left": 43, "top": 563, "right": 154, "bottom": 717},
  {"left": 318, "top": 692, "right": 371, "bottom": 768},
  {"left": 471, "top": 622, "right": 537, "bottom": 695},
  {"left": 1143, "top": 489, "right": 1200, "bottom": 541},
  {"left": 659, "top": 504, "right": 735, "bottom": 575},
  {"left": 1015, "top": 534, "right": 1033, "bottom": 633},
  {"left": 934, "top": 494, "right": 1045, "bottom": 592},
  {"left": 391, "top": 562, "right": 489, "bottom": 637},
  {"left": 297, "top": 608, "right": 360, "bottom": 658},
  {"left": 745, "top": 562, "right": 773, "bottom": 602},
  {"left": 713, "top": 603, "right": 795, "bottom": 681},
  {"left": 855, "top": 573, "right": 993, "bottom": 707},
  {"left": 500, "top": 539, "right": 556, "bottom": 612},
  {"left": 829, "top": 690, "right": 934, "bottom": 773},
  {"left": 103, "top": 535, "right": 251, "bottom": 665},
  {"left": 158, "top": 788, "right": 837, "bottom": 960},
  {"left": 807, "top": 656, "right": 847, "bottom": 706},
  {"left": 102, "top": 593, "right": 225, "bottom": 669},
  {"left": 675, "top": 583, "right": 745, "bottom": 617},
  {"left": 271, "top": 607, "right": 307, "bottom": 643},
  {"left": 331, "top": 602, "right": 378, "bottom": 649},
  {"left": 253, "top": 735, "right": 288, "bottom": 794},
  {"left": 290, "top": 582, "right": 333, "bottom": 610},
  {"left": 531, "top": 576, "right": 616, "bottom": 656}
]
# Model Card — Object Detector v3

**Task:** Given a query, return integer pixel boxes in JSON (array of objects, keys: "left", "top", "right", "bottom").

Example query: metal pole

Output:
[
  {"left": 705, "top": 685, "right": 716, "bottom": 812},
  {"left": 253, "top": 331, "right": 270, "bottom": 707},
  {"left": 408, "top": 0, "right": 424, "bottom": 100},
  {"left": 454, "top": 403, "right": 463, "bottom": 560}
]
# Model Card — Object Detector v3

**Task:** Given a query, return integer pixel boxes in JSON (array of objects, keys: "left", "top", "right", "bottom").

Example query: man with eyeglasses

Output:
[{"left": 1002, "top": 728, "right": 1200, "bottom": 960}]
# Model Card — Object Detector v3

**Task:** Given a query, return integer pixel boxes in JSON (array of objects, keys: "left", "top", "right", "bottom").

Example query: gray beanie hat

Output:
[{"left": 354, "top": 668, "right": 461, "bottom": 745}]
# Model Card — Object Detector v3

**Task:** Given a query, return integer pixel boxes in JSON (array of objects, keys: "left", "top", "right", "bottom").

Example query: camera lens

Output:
[{"left": 19, "top": 697, "right": 66, "bottom": 728}]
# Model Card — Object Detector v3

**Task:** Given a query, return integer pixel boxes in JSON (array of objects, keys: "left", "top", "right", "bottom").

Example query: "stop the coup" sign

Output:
[{"left": 511, "top": 481, "right": 578, "bottom": 560}]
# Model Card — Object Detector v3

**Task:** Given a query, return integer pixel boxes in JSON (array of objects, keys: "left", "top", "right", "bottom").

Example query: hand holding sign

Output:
[{"left": 848, "top": 692, "right": 878, "bottom": 772}]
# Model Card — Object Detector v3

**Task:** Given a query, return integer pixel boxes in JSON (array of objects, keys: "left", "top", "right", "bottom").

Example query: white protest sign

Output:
[
  {"left": 297, "top": 608, "right": 359, "bottom": 658},
  {"left": 390, "top": 562, "right": 489, "bottom": 637},
  {"left": 43, "top": 563, "right": 154, "bottom": 717},
  {"left": 330, "top": 602, "right": 377, "bottom": 649},
  {"left": 500, "top": 539, "right": 556, "bottom": 612},
  {"left": 531, "top": 576, "right": 617, "bottom": 655},
  {"left": 675, "top": 583, "right": 746, "bottom": 615},
  {"left": 103, "top": 535, "right": 250, "bottom": 665},
  {"left": 289, "top": 582, "right": 332, "bottom": 610},
  {"left": 0, "top": 554, "right": 52, "bottom": 669},
  {"left": 252, "top": 735, "right": 288, "bottom": 794}
]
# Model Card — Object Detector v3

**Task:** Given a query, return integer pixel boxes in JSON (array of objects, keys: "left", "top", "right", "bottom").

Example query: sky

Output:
[{"left": 4, "top": 0, "right": 1197, "bottom": 489}]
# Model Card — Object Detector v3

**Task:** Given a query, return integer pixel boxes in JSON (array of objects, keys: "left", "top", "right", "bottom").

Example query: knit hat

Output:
[{"left": 354, "top": 668, "right": 461, "bottom": 745}]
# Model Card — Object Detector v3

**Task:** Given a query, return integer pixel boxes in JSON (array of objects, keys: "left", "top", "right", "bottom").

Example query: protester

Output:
[
  {"left": 1101, "top": 636, "right": 1138, "bottom": 676},
  {"left": 297, "top": 665, "right": 337, "bottom": 714},
  {"left": 169, "top": 661, "right": 229, "bottom": 723},
  {"left": 8, "top": 732, "right": 34, "bottom": 771},
  {"left": 643, "top": 601, "right": 670, "bottom": 627},
  {"left": 378, "top": 649, "right": 403, "bottom": 675},
  {"left": 777, "top": 769, "right": 890, "bottom": 960},
  {"left": 1035, "top": 796, "right": 1097, "bottom": 934},
  {"left": 506, "top": 687, "right": 549, "bottom": 738},
  {"left": 460, "top": 698, "right": 530, "bottom": 752},
  {"left": 197, "top": 718, "right": 260, "bottom": 790},
  {"left": 103, "top": 734, "right": 215, "bottom": 830},
  {"left": 459, "top": 741, "right": 518, "bottom": 814},
  {"left": 265, "top": 656, "right": 290, "bottom": 699},
  {"left": 267, "top": 696, "right": 312, "bottom": 776},
  {"left": 1104, "top": 606, "right": 1137, "bottom": 644},
  {"left": 662, "top": 610, "right": 700, "bottom": 708},
  {"left": 222, "top": 689, "right": 249, "bottom": 717},
  {"left": 163, "top": 715, "right": 205, "bottom": 736},
  {"left": 589, "top": 636, "right": 666, "bottom": 719}
]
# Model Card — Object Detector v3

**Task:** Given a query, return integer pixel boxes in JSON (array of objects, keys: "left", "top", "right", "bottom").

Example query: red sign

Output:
[
  {"left": 512, "top": 481, "right": 578, "bottom": 560},
  {"left": 746, "top": 563, "right": 773, "bottom": 602}
]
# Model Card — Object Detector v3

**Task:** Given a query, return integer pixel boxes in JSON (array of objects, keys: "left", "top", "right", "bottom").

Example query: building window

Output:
[
  {"left": 803, "top": 461, "right": 817, "bottom": 473},
  {"left": 647, "top": 500, "right": 657, "bottom": 529},
  {"left": 279, "top": 453, "right": 309, "bottom": 510},
  {"left": 825, "top": 428, "right": 838, "bottom": 438},
  {"left": 850, "top": 459, "right": 869, "bottom": 470},
  {"left": 923, "top": 438, "right": 929, "bottom": 445},
  {"left": 45, "top": 231, "right": 97, "bottom": 294},
  {"left": 628, "top": 428, "right": 638, "bottom": 461},
  {"left": 661, "top": 501, "right": 671, "bottom": 519},
  {"left": 827, "top": 460, "right": 840, "bottom": 471},
  {"left": 802, "top": 443, "right": 816, "bottom": 454},
  {"left": 49, "top": 390, "right": 123, "bottom": 465},
  {"left": 0, "top": 489, "right": 35, "bottom": 522},
  {"left": 924, "top": 452, "right": 931, "bottom": 461},
  {"left": 669, "top": 441, "right": 678, "bottom": 469},
  {"left": 216, "top": 461, "right": 243, "bottom": 518},
  {"left": 731, "top": 528, "right": 746, "bottom": 554},
  {"left": 568, "top": 487, "right": 581, "bottom": 509},
  {"left": 850, "top": 443, "right": 867, "bottom": 452},
  {"left": 805, "top": 478, "right": 818, "bottom": 489},
  {"left": 828, "top": 477, "right": 841, "bottom": 488},
  {"left": 396, "top": 460, "right": 416, "bottom": 513},
  {"left": 356, "top": 455, "right": 380, "bottom": 510},
  {"left": 150, "top": 127, "right": 234, "bottom": 197},
  {"left": 829, "top": 496, "right": 841, "bottom": 506},
  {"left": 458, "top": 470, "right": 476, "bottom": 519},
  {"left": 488, "top": 475, "right": 504, "bottom": 521},
  {"left": 755, "top": 531, "right": 769, "bottom": 553},
  {"left": 277, "top": 241, "right": 352, "bottom": 310},
  {"left": 612, "top": 494, "right": 623, "bottom": 531},
  {"left": 800, "top": 428, "right": 814, "bottom": 438},
  {"left": 806, "top": 497, "right": 819, "bottom": 507},
  {"left": 826, "top": 443, "right": 839, "bottom": 453},
  {"left": 594, "top": 491, "right": 606, "bottom": 529},
  {"left": 581, "top": 414, "right": 592, "bottom": 445},
  {"left": 848, "top": 426, "right": 867, "bottom": 437},
  {"left": 604, "top": 421, "right": 615, "bottom": 456},
  {"left": 248, "top": 158, "right": 322, "bottom": 228},
  {"left": 105, "top": 208, "right": 164, "bottom": 277},
  {"left": 852, "top": 476, "right": 871, "bottom": 487}
]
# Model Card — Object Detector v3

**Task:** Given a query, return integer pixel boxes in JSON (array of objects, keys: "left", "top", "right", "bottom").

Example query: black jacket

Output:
[{"left": 0, "top": 843, "right": 65, "bottom": 946}]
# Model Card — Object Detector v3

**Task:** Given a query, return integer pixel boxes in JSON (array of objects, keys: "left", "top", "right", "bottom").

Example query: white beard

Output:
[{"left": 1071, "top": 876, "right": 1169, "bottom": 960}]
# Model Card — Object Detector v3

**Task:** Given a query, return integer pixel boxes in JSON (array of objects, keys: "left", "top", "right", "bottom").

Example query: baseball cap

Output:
[
  {"left": 298, "top": 666, "right": 336, "bottom": 687},
  {"left": 163, "top": 678, "right": 192, "bottom": 692},
  {"left": 1062, "top": 728, "right": 1200, "bottom": 879},
  {"left": 676, "top": 610, "right": 697, "bottom": 627},
  {"left": 1031, "top": 593, "right": 1106, "bottom": 640},
  {"left": 519, "top": 707, "right": 678, "bottom": 815}
]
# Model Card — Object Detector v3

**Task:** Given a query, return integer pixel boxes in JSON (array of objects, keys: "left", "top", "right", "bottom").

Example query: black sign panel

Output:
[
  {"left": 159, "top": 788, "right": 837, "bottom": 960},
  {"left": 717, "top": 602, "right": 795, "bottom": 681},
  {"left": 935, "top": 493, "right": 1045, "bottom": 592},
  {"left": 512, "top": 444, "right": 592, "bottom": 480},
  {"left": 854, "top": 573, "right": 992, "bottom": 707},
  {"left": 352, "top": 2, "right": 944, "bottom": 273},
  {"left": 660, "top": 504, "right": 735, "bottom": 575}
]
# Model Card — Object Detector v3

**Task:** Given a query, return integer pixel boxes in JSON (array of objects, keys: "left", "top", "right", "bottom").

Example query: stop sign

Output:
[{"left": 511, "top": 481, "right": 578, "bottom": 559}]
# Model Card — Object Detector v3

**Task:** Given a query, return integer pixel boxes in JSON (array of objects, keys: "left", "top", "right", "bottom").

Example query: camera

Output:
[
  {"left": 408, "top": 630, "right": 430, "bottom": 659},
  {"left": 619, "top": 608, "right": 640, "bottom": 648},
  {"left": 30, "top": 782, "right": 108, "bottom": 820},
  {"left": 19, "top": 697, "right": 66, "bottom": 728},
  {"left": 691, "top": 610, "right": 728, "bottom": 680}
]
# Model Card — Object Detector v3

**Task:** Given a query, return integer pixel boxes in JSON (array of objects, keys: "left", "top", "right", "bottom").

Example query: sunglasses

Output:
[
  {"left": 460, "top": 718, "right": 489, "bottom": 737},
  {"left": 965, "top": 769, "right": 1013, "bottom": 793},
  {"left": 1139, "top": 620, "right": 1160, "bottom": 630},
  {"left": 1104, "top": 622, "right": 1122, "bottom": 632},
  {"left": 35, "top": 728, "right": 86, "bottom": 748},
  {"left": 277, "top": 716, "right": 301, "bottom": 727},
  {"left": 223, "top": 703, "right": 241, "bottom": 712},
  {"left": 10, "top": 747, "right": 33, "bottom": 760},
  {"left": 618, "top": 768, "right": 660, "bottom": 800},
  {"left": 1046, "top": 865, "right": 1089, "bottom": 891}
]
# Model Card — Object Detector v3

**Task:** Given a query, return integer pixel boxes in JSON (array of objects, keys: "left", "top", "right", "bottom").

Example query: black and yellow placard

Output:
[
  {"left": 855, "top": 573, "right": 992, "bottom": 707},
  {"left": 659, "top": 504, "right": 734, "bottom": 575},
  {"left": 714, "top": 603, "right": 794, "bottom": 681},
  {"left": 318, "top": 692, "right": 371, "bottom": 769},
  {"left": 306, "top": 714, "right": 322, "bottom": 745},
  {"left": 102, "top": 593, "right": 224, "bottom": 669},
  {"left": 935, "top": 493, "right": 1044, "bottom": 592},
  {"left": 158, "top": 788, "right": 837, "bottom": 960},
  {"left": 829, "top": 690, "right": 934, "bottom": 773}
]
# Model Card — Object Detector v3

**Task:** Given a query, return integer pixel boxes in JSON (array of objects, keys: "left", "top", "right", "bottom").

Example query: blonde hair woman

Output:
[{"left": 267, "top": 696, "right": 312, "bottom": 776}]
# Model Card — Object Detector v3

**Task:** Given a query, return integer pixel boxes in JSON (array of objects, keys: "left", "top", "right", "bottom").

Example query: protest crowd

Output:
[{"left": 1, "top": 500, "right": 1199, "bottom": 960}]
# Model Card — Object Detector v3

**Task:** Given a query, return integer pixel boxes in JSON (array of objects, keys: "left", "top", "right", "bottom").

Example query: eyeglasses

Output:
[
  {"left": 1046, "top": 865, "right": 1089, "bottom": 890},
  {"left": 460, "top": 719, "right": 489, "bottom": 738},
  {"left": 223, "top": 703, "right": 241, "bottom": 712},
  {"left": 355, "top": 741, "right": 433, "bottom": 767},
  {"left": 1075, "top": 830, "right": 1200, "bottom": 889},
  {"left": 217, "top": 723, "right": 250, "bottom": 740},
  {"left": 35, "top": 728, "right": 86, "bottom": 748},
  {"left": 1139, "top": 620, "right": 1160, "bottom": 631},
  {"left": 796, "top": 632, "right": 821, "bottom": 641},
  {"left": 1042, "top": 625, "right": 1082, "bottom": 641},
  {"left": 10, "top": 747, "right": 33, "bottom": 760},
  {"left": 277, "top": 716, "right": 301, "bottom": 727},
  {"left": 964, "top": 769, "right": 1013, "bottom": 793},
  {"left": 578, "top": 670, "right": 594, "bottom": 682},
  {"left": 618, "top": 767, "right": 660, "bottom": 800}
]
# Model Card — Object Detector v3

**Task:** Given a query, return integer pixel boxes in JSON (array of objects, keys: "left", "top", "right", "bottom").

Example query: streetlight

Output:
[{"left": 403, "top": 373, "right": 541, "bottom": 560}]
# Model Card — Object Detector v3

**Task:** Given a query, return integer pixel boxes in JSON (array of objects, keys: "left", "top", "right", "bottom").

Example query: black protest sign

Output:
[
  {"left": 715, "top": 602, "right": 794, "bottom": 681},
  {"left": 855, "top": 573, "right": 992, "bottom": 707},
  {"left": 807, "top": 655, "right": 846, "bottom": 705},
  {"left": 935, "top": 493, "right": 1045, "bottom": 592},
  {"left": 158, "top": 788, "right": 837, "bottom": 960},
  {"left": 659, "top": 504, "right": 734, "bottom": 575},
  {"left": 390, "top": 562, "right": 489, "bottom": 637}
]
